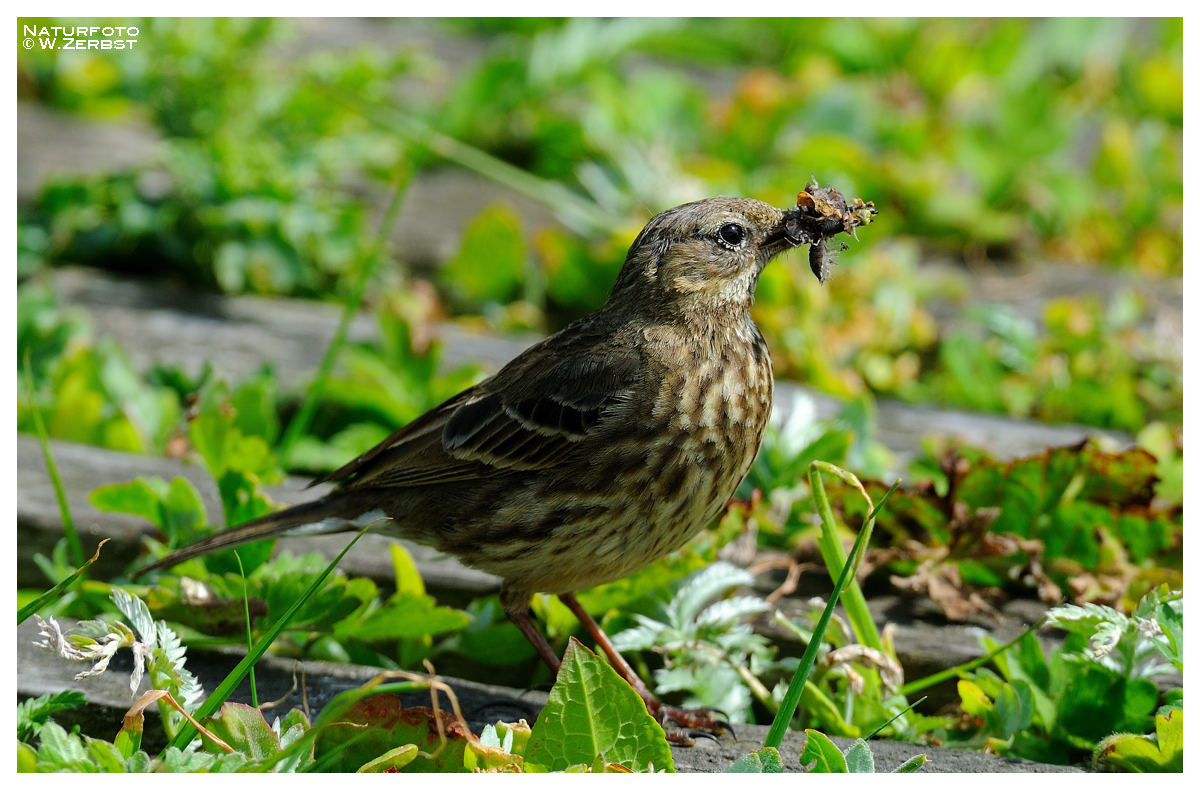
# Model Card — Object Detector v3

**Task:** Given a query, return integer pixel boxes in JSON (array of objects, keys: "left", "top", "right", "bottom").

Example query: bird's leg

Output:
[
  {"left": 558, "top": 592, "right": 732, "bottom": 743},
  {"left": 501, "top": 586, "right": 562, "bottom": 673},
  {"left": 557, "top": 592, "right": 654, "bottom": 703}
]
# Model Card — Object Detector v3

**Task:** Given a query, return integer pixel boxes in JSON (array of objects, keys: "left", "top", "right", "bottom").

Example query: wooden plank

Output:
[
  {"left": 16, "top": 435, "right": 499, "bottom": 598},
  {"left": 16, "top": 616, "right": 1080, "bottom": 772},
  {"left": 43, "top": 266, "right": 1131, "bottom": 466}
]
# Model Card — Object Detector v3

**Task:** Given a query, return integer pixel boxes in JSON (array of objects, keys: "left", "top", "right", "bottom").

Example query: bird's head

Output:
[{"left": 607, "top": 197, "right": 797, "bottom": 316}]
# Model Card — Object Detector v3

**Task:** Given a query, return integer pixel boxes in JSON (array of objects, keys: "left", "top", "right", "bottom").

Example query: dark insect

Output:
[{"left": 782, "top": 180, "right": 877, "bottom": 284}]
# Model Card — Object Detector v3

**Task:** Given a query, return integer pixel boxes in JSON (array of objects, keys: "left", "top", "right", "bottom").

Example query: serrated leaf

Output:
[
  {"left": 525, "top": 639, "right": 674, "bottom": 772},
  {"left": 667, "top": 562, "right": 754, "bottom": 628},
  {"left": 111, "top": 588, "right": 157, "bottom": 646},
  {"left": 800, "top": 729, "right": 848, "bottom": 772},
  {"left": 16, "top": 690, "right": 87, "bottom": 742},
  {"left": 696, "top": 596, "right": 771, "bottom": 627},
  {"left": 150, "top": 620, "right": 204, "bottom": 723},
  {"left": 844, "top": 739, "right": 875, "bottom": 773},
  {"left": 610, "top": 616, "right": 667, "bottom": 652}
]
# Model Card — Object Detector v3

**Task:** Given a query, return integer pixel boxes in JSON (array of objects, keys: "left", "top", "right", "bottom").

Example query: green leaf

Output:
[
  {"left": 89, "top": 478, "right": 168, "bottom": 527},
  {"left": 1094, "top": 709, "right": 1183, "bottom": 772},
  {"left": 114, "top": 711, "right": 143, "bottom": 760},
  {"left": 341, "top": 594, "right": 471, "bottom": 641},
  {"left": 666, "top": 563, "right": 753, "bottom": 627},
  {"left": 894, "top": 753, "right": 928, "bottom": 772},
  {"left": 16, "top": 690, "right": 87, "bottom": 742},
  {"left": 357, "top": 744, "right": 419, "bottom": 772},
  {"left": 30, "top": 722, "right": 96, "bottom": 772},
  {"left": 202, "top": 703, "right": 281, "bottom": 761},
  {"left": 390, "top": 543, "right": 425, "bottom": 597},
  {"left": 112, "top": 587, "right": 157, "bottom": 645},
  {"left": 844, "top": 739, "right": 876, "bottom": 773},
  {"left": 727, "top": 746, "right": 784, "bottom": 772},
  {"left": 17, "top": 742, "right": 37, "bottom": 772},
  {"left": 314, "top": 692, "right": 474, "bottom": 772},
  {"left": 442, "top": 203, "right": 528, "bottom": 304},
  {"left": 525, "top": 639, "right": 674, "bottom": 772},
  {"left": 800, "top": 729, "right": 848, "bottom": 772}
]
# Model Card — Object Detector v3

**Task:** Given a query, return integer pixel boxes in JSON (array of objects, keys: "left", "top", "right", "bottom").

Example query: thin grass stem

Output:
[
  {"left": 166, "top": 528, "right": 368, "bottom": 753},
  {"left": 22, "top": 351, "right": 85, "bottom": 567},
  {"left": 277, "top": 166, "right": 415, "bottom": 458}
]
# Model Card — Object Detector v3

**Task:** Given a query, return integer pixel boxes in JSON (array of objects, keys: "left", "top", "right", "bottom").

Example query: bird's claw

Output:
[{"left": 651, "top": 703, "right": 734, "bottom": 746}]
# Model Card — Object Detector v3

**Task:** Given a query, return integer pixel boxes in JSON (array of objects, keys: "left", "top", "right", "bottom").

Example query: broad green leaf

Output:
[
  {"left": 339, "top": 594, "right": 470, "bottom": 641},
  {"left": 524, "top": 639, "right": 674, "bottom": 772},
  {"left": 164, "top": 476, "right": 210, "bottom": 547},
  {"left": 114, "top": 712, "right": 143, "bottom": 760},
  {"left": 1094, "top": 710, "right": 1182, "bottom": 772},
  {"left": 89, "top": 478, "right": 168, "bottom": 527},
  {"left": 202, "top": 702, "right": 281, "bottom": 761},
  {"left": 957, "top": 680, "right": 992, "bottom": 717},
  {"left": 800, "top": 729, "right": 848, "bottom": 772},
  {"left": 17, "top": 742, "right": 37, "bottom": 772},
  {"left": 727, "top": 746, "right": 784, "bottom": 772}
]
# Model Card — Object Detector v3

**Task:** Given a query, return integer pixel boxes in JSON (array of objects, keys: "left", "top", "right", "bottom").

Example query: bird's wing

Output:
[{"left": 315, "top": 347, "right": 643, "bottom": 490}]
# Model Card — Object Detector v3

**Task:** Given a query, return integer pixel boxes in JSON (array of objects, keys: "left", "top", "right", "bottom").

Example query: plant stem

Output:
[
  {"left": 810, "top": 463, "right": 882, "bottom": 652},
  {"left": 22, "top": 351, "right": 85, "bottom": 567},
  {"left": 328, "top": 88, "right": 614, "bottom": 235},
  {"left": 234, "top": 551, "right": 258, "bottom": 708},
  {"left": 166, "top": 528, "right": 368, "bottom": 753},
  {"left": 763, "top": 466, "right": 898, "bottom": 749},
  {"left": 277, "top": 166, "right": 414, "bottom": 459},
  {"left": 18, "top": 540, "right": 110, "bottom": 624}
]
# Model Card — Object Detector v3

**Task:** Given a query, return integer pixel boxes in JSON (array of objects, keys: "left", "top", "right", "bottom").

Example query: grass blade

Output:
[
  {"left": 898, "top": 623, "right": 1039, "bottom": 696},
  {"left": 22, "top": 351, "right": 85, "bottom": 567},
  {"left": 277, "top": 167, "right": 414, "bottom": 458},
  {"left": 763, "top": 465, "right": 898, "bottom": 749},
  {"left": 234, "top": 551, "right": 258, "bottom": 708},
  {"left": 165, "top": 528, "right": 368, "bottom": 753},
  {"left": 17, "top": 539, "right": 110, "bottom": 624},
  {"left": 864, "top": 696, "right": 926, "bottom": 741}
]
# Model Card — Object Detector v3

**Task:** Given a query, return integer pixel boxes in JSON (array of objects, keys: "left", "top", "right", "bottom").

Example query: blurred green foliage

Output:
[
  {"left": 16, "top": 17, "right": 1182, "bottom": 434},
  {"left": 17, "top": 285, "right": 480, "bottom": 476}
]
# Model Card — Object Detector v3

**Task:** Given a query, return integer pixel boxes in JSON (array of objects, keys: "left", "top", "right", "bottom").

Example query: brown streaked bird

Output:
[{"left": 135, "top": 196, "right": 812, "bottom": 738}]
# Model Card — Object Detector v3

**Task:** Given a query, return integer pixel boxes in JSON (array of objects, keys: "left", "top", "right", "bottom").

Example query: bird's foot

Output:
[{"left": 647, "top": 702, "right": 735, "bottom": 746}]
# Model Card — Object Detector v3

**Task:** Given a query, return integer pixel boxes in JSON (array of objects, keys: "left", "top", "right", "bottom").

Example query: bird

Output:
[{"left": 134, "top": 196, "right": 814, "bottom": 738}]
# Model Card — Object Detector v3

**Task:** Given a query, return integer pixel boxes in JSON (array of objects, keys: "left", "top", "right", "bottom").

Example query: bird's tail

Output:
[{"left": 131, "top": 494, "right": 382, "bottom": 578}]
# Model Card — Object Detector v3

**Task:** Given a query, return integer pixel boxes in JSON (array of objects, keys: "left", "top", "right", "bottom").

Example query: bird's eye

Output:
[{"left": 717, "top": 223, "right": 746, "bottom": 247}]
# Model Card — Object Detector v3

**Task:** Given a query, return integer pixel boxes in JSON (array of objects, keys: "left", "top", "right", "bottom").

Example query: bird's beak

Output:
[{"left": 761, "top": 209, "right": 804, "bottom": 255}]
